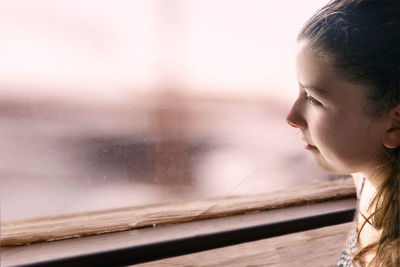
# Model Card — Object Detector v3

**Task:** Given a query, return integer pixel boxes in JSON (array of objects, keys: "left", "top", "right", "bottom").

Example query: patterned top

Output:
[
  {"left": 334, "top": 228, "right": 358, "bottom": 267},
  {"left": 334, "top": 176, "right": 365, "bottom": 267}
]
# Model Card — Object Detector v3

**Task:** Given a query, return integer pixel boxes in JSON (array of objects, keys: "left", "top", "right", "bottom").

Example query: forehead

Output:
[{"left": 296, "top": 41, "right": 367, "bottom": 104}]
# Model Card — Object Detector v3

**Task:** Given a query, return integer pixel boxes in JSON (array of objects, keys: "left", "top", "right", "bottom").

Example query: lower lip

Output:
[{"left": 305, "top": 144, "right": 318, "bottom": 150}]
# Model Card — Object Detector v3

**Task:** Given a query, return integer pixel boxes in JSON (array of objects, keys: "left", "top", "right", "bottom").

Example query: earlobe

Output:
[
  {"left": 382, "top": 105, "right": 400, "bottom": 149},
  {"left": 383, "top": 129, "right": 400, "bottom": 149}
]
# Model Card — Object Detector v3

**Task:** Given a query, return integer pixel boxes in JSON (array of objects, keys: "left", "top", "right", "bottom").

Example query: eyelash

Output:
[{"left": 304, "top": 93, "right": 322, "bottom": 106}]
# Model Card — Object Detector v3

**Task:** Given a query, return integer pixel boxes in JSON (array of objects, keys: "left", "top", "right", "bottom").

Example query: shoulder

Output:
[{"left": 335, "top": 228, "right": 358, "bottom": 267}]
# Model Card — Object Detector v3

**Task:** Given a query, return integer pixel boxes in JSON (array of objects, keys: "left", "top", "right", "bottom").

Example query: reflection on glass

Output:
[{"left": 0, "top": 0, "right": 338, "bottom": 222}]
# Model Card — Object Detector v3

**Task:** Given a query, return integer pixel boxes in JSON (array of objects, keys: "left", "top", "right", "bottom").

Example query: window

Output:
[{"left": 1, "top": 1, "right": 355, "bottom": 266}]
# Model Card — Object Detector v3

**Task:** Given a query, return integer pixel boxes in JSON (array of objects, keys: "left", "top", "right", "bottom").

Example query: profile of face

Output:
[{"left": 286, "top": 41, "right": 390, "bottom": 177}]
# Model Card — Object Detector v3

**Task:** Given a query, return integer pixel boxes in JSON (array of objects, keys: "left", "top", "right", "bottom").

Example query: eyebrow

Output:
[{"left": 298, "top": 83, "right": 329, "bottom": 97}]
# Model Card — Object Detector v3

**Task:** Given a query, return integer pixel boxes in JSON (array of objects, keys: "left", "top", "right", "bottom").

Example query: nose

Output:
[{"left": 286, "top": 99, "right": 307, "bottom": 130}]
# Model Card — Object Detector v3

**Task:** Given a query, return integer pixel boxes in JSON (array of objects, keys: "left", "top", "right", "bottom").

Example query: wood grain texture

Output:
[
  {"left": 1, "top": 179, "right": 355, "bottom": 247},
  {"left": 135, "top": 222, "right": 354, "bottom": 267}
]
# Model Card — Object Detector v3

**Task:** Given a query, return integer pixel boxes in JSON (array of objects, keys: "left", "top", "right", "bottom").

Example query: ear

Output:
[{"left": 382, "top": 104, "right": 400, "bottom": 149}]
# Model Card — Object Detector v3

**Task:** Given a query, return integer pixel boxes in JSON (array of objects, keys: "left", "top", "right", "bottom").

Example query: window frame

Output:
[{"left": 1, "top": 180, "right": 356, "bottom": 267}]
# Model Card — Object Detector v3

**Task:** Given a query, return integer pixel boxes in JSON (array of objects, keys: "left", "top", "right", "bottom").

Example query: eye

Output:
[{"left": 304, "top": 93, "right": 322, "bottom": 106}]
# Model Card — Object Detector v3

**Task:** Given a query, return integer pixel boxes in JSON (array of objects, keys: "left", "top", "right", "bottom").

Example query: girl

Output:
[{"left": 286, "top": 0, "right": 399, "bottom": 266}]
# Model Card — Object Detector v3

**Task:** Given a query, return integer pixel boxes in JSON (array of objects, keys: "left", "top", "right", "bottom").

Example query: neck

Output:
[
  {"left": 356, "top": 174, "right": 382, "bottom": 251},
  {"left": 361, "top": 166, "right": 386, "bottom": 190},
  {"left": 359, "top": 178, "right": 377, "bottom": 215},
  {"left": 358, "top": 170, "right": 382, "bottom": 218}
]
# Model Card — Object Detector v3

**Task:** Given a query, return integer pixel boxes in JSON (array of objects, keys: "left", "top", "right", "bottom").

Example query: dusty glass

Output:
[{"left": 0, "top": 0, "right": 339, "bottom": 222}]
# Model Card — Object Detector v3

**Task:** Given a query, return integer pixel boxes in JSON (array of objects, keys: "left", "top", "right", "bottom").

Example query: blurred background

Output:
[{"left": 0, "top": 0, "right": 344, "bottom": 222}]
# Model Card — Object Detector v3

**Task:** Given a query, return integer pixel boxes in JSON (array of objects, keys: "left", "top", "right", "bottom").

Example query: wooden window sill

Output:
[
  {"left": 1, "top": 180, "right": 356, "bottom": 266},
  {"left": 135, "top": 222, "right": 354, "bottom": 267}
]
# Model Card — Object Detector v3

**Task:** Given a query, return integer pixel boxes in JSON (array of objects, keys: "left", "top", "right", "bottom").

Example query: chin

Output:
[{"left": 314, "top": 157, "right": 351, "bottom": 175}]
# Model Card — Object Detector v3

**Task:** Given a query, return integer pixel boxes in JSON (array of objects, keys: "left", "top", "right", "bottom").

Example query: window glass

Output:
[{"left": 0, "top": 0, "right": 336, "bottom": 222}]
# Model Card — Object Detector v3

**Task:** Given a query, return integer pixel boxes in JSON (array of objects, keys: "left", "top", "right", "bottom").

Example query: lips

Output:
[
  {"left": 302, "top": 137, "right": 318, "bottom": 150},
  {"left": 304, "top": 143, "right": 318, "bottom": 150}
]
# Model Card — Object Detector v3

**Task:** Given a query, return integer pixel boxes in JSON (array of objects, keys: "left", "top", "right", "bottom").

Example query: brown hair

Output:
[{"left": 298, "top": 0, "right": 399, "bottom": 266}]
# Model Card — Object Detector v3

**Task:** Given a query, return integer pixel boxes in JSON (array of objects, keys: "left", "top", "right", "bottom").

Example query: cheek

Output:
[
  {"left": 311, "top": 115, "right": 352, "bottom": 154},
  {"left": 310, "top": 112, "right": 381, "bottom": 171}
]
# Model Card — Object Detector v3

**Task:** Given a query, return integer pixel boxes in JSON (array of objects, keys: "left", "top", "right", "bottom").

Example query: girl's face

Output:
[{"left": 286, "top": 41, "right": 387, "bottom": 177}]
